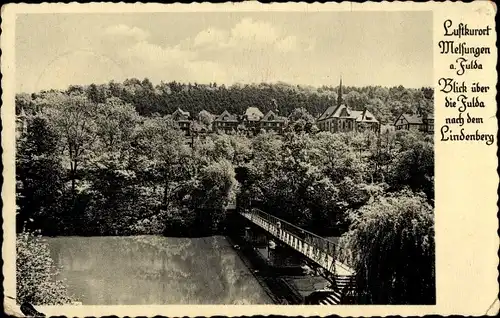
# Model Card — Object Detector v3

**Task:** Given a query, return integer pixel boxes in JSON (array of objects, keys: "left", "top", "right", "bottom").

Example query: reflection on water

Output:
[{"left": 44, "top": 236, "right": 272, "bottom": 305}]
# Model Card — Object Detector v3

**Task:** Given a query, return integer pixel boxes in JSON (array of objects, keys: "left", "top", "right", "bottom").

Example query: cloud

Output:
[
  {"left": 229, "top": 18, "right": 280, "bottom": 45},
  {"left": 188, "top": 18, "right": 309, "bottom": 55},
  {"left": 109, "top": 37, "right": 228, "bottom": 84},
  {"left": 121, "top": 41, "right": 195, "bottom": 64},
  {"left": 34, "top": 51, "right": 125, "bottom": 91},
  {"left": 97, "top": 18, "right": 313, "bottom": 86},
  {"left": 103, "top": 24, "right": 150, "bottom": 42},
  {"left": 193, "top": 28, "right": 228, "bottom": 48}
]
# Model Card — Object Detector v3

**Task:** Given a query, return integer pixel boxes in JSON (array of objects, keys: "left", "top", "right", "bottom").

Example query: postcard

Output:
[{"left": 2, "top": 2, "right": 498, "bottom": 317}]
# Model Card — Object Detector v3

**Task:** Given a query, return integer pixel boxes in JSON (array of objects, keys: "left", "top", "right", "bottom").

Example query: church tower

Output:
[{"left": 337, "top": 77, "right": 343, "bottom": 107}]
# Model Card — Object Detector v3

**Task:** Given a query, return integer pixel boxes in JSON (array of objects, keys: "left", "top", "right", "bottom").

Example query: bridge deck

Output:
[{"left": 241, "top": 209, "right": 355, "bottom": 277}]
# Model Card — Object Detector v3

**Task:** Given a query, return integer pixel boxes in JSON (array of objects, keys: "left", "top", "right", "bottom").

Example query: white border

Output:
[{"left": 2, "top": 2, "right": 498, "bottom": 316}]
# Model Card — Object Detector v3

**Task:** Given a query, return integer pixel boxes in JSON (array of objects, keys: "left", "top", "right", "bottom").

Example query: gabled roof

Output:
[
  {"left": 318, "top": 104, "right": 379, "bottom": 123},
  {"left": 353, "top": 109, "right": 379, "bottom": 123},
  {"left": 172, "top": 108, "right": 190, "bottom": 121},
  {"left": 332, "top": 104, "right": 352, "bottom": 118},
  {"left": 261, "top": 110, "right": 286, "bottom": 122},
  {"left": 172, "top": 108, "right": 190, "bottom": 116},
  {"left": 396, "top": 113, "right": 423, "bottom": 125},
  {"left": 317, "top": 105, "right": 338, "bottom": 121},
  {"left": 214, "top": 110, "right": 239, "bottom": 122},
  {"left": 244, "top": 107, "right": 264, "bottom": 121}
]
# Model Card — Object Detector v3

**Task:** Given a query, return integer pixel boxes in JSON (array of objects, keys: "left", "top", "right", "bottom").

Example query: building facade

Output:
[
  {"left": 213, "top": 110, "right": 240, "bottom": 134},
  {"left": 171, "top": 105, "right": 298, "bottom": 136},
  {"left": 394, "top": 113, "right": 434, "bottom": 134},
  {"left": 171, "top": 108, "right": 191, "bottom": 134},
  {"left": 316, "top": 79, "right": 380, "bottom": 134},
  {"left": 241, "top": 107, "right": 264, "bottom": 135},
  {"left": 260, "top": 110, "right": 286, "bottom": 133}
]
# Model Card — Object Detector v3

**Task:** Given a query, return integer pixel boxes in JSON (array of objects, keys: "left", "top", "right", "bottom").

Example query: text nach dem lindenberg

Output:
[{"left": 438, "top": 20, "right": 494, "bottom": 146}]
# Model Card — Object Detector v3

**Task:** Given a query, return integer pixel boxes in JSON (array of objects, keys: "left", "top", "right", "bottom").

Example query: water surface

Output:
[{"left": 45, "top": 236, "right": 272, "bottom": 305}]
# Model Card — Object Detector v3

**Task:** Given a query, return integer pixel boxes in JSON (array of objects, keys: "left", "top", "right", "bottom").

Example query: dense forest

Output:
[
  {"left": 16, "top": 80, "right": 435, "bottom": 304},
  {"left": 16, "top": 80, "right": 434, "bottom": 237},
  {"left": 17, "top": 79, "right": 434, "bottom": 124}
]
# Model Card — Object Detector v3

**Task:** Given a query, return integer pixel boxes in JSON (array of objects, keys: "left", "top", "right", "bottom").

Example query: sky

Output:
[{"left": 15, "top": 12, "right": 433, "bottom": 93}]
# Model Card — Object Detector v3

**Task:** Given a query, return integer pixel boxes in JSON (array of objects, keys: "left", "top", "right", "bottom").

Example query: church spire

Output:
[{"left": 337, "top": 76, "right": 343, "bottom": 107}]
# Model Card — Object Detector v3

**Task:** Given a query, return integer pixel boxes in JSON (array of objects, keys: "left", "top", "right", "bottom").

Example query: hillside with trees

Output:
[
  {"left": 16, "top": 82, "right": 434, "bottom": 236},
  {"left": 17, "top": 79, "right": 433, "bottom": 124}
]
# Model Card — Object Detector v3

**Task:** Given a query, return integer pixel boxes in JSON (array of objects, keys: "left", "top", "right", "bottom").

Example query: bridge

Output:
[{"left": 240, "top": 208, "right": 357, "bottom": 304}]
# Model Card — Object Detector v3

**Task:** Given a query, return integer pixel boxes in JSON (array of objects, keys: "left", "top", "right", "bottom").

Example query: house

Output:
[
  {"left": 394, "top": 113, "right": 434, "bottom": 134},
  {"left": 171, "top": 108, "right": 191, "bottom": 133},
  {"left": 260, "top": 110, "right": 286, "bottom": 133},
  {"left": 316, "top": 78, "right": 380, "bottom": 133},
  {"left": 213, "top": 110, "right": 240, "bottom": 134},
  {"left": 242, "top": 107, "right": 264, "bottom": 134},
  {"left": 353, "top": 109, "right": 380, "bottom": 133},
  {"left": 423, "top": 113, "right": 434, "bottom": 134},
  {"left": 318, "top": 105, "right": 380, "bottom": 133}
]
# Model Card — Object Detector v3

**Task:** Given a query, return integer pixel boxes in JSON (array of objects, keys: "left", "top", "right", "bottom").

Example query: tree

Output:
[
  {"left": 81, "top": 98, "right": 143, "bottom": 234},
  {"left": 366, "top": 97, "right": 391, "bottom": 124},
  {"left": 46, "top": 94, "right": 99, "bottom": 196},
  {"left": 289, "top": 107, "right": 315, "bottom": 123},
  {"left": 15, "top": 93, "right": 33, "bottom": 115},
  {"left": 133, "top": 116, "right": 192, "bottom": 213},
  {"left": 389, "top": 140, "right": 434, "bottom": 201},
  {"left": 93, "top": 97, "right": 140, "bottom": 158},
  {"left": 86, "top": 83, "right": 105, "bottom": 104},
  {"left": 14, "top": 81, "right": 435, "bottom": 237},
  {"left": 387, "top": 130, "right": 434, "bottom": 201},
  {"left": 190, "top": 159, "right": 238, "bottom": 232},
  {"left": 17, "top": 231, "right": 76, "bottom": 305},
  {"left": 339, "top": 190, "right": 435, "bottom": 304},
  {"left": 198, "top": 110, "right": 214, "bottom": 128},
  {"left": 230, "top": 135, "right": 252, "bottom": 165},
  {"left": 345, "top": 91, "right": 369, "bottom": 110},
  {"left": 16, "top": 114, "right": 65, "bottom": 234}
]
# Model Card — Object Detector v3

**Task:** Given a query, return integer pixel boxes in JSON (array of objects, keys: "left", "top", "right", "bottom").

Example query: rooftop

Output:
[
  {"left": 214, "top": 110, "right": 239, "bottom": 122},
  {"left": 261, "top": 110, "right": 286, "bottom": 122},
  {"left": 244, "top": 107, "right": 264, "bottom": 121}
]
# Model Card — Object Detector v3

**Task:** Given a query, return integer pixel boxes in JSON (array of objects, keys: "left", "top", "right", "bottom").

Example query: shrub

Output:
[
  {"left": 339, "top": 190, "right": 435, "bottom": 304},
  {"left": 16, "top": 231, "right": 76, "bottom": 305}
]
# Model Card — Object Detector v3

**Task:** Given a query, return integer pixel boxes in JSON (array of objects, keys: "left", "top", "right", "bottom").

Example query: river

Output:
[{"left": 44, "top": 236, "right": 273, "bottom": 305}]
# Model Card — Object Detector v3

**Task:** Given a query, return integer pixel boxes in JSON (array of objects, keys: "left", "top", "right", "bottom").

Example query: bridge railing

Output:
[{"left": 244, "top": 208, "right": 338, "bottom": 273}]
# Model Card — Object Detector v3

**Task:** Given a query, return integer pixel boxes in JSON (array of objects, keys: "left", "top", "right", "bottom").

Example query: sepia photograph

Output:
[{"left": 10, "top": 9, "right": 436, "bottom": 310}]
